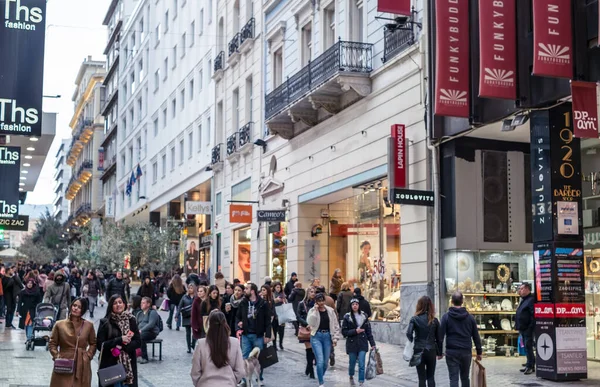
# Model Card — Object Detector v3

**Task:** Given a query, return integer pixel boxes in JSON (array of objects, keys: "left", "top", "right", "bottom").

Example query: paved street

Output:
[{"left": 2, "top": 305, "right": 600, "bottom": 387}]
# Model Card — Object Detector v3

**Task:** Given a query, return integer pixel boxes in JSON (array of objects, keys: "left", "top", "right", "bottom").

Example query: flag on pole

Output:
[
  {"left": 136, "top": 164, "right": 143, "bottom": 179},
  {"left": 130, "top": 171, "right": 136, "bottom": 186}
]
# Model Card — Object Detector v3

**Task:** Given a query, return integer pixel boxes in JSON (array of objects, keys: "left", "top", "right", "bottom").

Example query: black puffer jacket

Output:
[
  {"left": 178, "top": 294, "right": 195, "bottom": 327},
  {"left": 336, "top": 290, "right": 353, "bottom": 318},
  {"left": 342, "top": 311, "right": 376, "bottom": 354},
  {"left": 297, "top": 299, "right": 315, "bottom": 327},
  {"left": 288, "top": 288, "right": 306, "bottom": 318},
  {"left": 407, "top": 313, "right": 442, "bottom": 354},
  {"left": 106, "top": 278, "right": 127, "bottom": 301},
  {"left": 515, "top": 293, "right": 535, "bottom": 334}
]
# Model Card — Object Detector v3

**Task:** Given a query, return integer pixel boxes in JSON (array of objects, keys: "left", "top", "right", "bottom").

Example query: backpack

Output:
[{"left": 156, "top": 313, "right": 164, "bottom": 332}]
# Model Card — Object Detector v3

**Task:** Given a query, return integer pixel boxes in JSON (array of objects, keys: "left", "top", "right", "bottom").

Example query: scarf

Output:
[
  {"left": 230, "top": 294, "right": 243, "bottom": 309},
  {"left": 110, "top": 311, "right": 135, "bottom": 385}
]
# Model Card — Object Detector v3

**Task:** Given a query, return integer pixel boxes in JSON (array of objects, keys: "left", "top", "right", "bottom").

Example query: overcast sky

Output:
[{"left": 27, "top": 0, "right": 110, "bottom": 205}]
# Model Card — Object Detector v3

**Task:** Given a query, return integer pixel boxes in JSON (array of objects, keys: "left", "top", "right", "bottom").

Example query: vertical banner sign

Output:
[
  {"left": 0, "top": 146, "right": 20, "bottom": 218},
  {"left": 478, "top": 0, "right": 517, "bottom": 99},
  {"left": 530, "top": 111, "right": 553, "bottom": 243},
  {"left": 390, "top": 124, "right": 407, "bottom": 188},
  {"left": 0, "top": 0, "right": 47, "bottom": 137},
  {"left": 377, "top": 0, "right": 411, "bottom": 16},
  {"left": 532, "top": 0, "right": 573, "bottom": 79},
  {"left": 571, "top": 81, "right": 599, "bottom": 138},
  {"left": 434, "top": 0, "right": 470, "bottom": 117},
  {"left": 98, "top": 147, "right": 105, "bottom": 171}
]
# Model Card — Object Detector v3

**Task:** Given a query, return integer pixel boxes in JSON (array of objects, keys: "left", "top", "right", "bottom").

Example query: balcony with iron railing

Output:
[
  {"left": 101, "top": 154, "right": 117, "bottom": 181},
  {"left": 226, "top": 133, "right": 238, "bottom": 162},
  {"left": 65, "top": 160, "right": 93, "bottom": 201},
  {"left": 211, "top": 143, "right": 224, "bottom": 171},
  {"left": 238, "top": 122, "right": 252, "bottom": 153},
  {"left": 382, "top": 25, "right": 415, "bottom": 63},
  {"left": 213, "top": 51, "right": 225, "bottom": 81},
  {"left": 75, "top": 202, "right": 92, "bottom": 218},
  {"left": 265, "top": 39, "right": 374, "bottom": 139},
  {"left": 239, "top": 18, "right": 256, "bottom": 54},
  {"left": 67, "top": 118, "right": 95, "bottom": 166}
]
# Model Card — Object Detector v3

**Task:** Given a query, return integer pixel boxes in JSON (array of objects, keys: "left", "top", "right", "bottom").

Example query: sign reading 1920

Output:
[{"left": 0, "top": 0, "right": 47, "bottom": 137}]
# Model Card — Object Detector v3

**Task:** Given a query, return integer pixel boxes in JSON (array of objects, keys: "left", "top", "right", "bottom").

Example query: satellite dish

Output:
[{"left": 269, "top": 156, "right": 277, "bottom": 177}]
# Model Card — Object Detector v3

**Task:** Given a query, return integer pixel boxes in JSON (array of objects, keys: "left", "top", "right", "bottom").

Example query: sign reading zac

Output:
[{"left": 0, "top": 0, "right": 47, "bottom": 137}]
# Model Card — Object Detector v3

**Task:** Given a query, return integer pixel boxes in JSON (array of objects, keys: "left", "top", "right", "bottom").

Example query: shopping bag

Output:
[
  {"left": 99, "top": 295, "right": 106, "bottom": 306},
  {"left": 375, "top": 349, "right": 384, "bottom": 375},
  {"left": 258, "top": 343, "right": 279, "bottom": 369},
  {"left": 403, "top": 339, "right": 414, "bottom": 362},
  {"left": 275, "top": 303, "right": 297, "bottom": 325},
  {"left": 160, "top": 298, "right": 170, "bottom": 311},
  {"left": 365, "top": 348, "right": 377, "bottom": 380},
  {"left": 470, "top": 359, "right": 487, "bottom": 387}
]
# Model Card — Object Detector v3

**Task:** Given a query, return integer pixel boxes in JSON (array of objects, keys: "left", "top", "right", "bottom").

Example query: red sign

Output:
[
  {"left": 571, "top": 81, "right": 599, "bottom": 138},
  {"left": 532, "top": 0, "right": 573, "bottom": 79},
  {"left": 535, "top": 303, "right": 555, "bottom": 318},
  {"left": 377, "top": 0, "right": 411, "bottom": 16},
  {"left": 434, "top": 0, "right": 470, "bottom": 117},
  {"left": 478, "top": 0, "right": 517, "bottom": 99},
  {"left": 555, "top": 303, "right": 586, "bottom": 318},
  {"left": 229, "top": 204, "right": 252, "bottom": 224},
  {"left": 390, "top": 125, "right": 407, "bottom": 188}
]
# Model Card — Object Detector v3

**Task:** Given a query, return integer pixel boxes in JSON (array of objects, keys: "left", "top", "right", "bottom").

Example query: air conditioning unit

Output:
[{"left": 584, "top": 209, "right": 600, "bottom": 228}]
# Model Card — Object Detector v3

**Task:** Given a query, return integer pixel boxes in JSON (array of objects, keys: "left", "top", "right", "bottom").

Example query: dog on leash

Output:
[{"left": 244, "top": 347, "right": 262, "bottom": 387}]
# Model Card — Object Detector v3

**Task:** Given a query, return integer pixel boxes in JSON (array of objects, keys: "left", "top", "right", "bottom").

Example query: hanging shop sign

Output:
[
  {"left": 532, "top": 0, "right": 573, "bottom": 79},
  {"left": 0, "top": 215, "right": 28, "bottom": 231},
  {"left": 186, "top": 201, "right": 212, "bottom": 215},
  {"left": 200, "top": 231, "right": 212, "bottom": 249},
  {"left": 389, "top": 124, "right": 408, "bottom": 189},
  {"left": 104, "top": 195, "right": 115, "bottom": 218},
  {"left": 434, "top": 0, "right": 470, "bottom": 117},
  {"left": 530, "top": 112, "right": 553, "bottom": 242},
  {"left": 97, "top": 147, "right": 105, "bottom": 171},
  {"left": 257, "top": 209, "right": 286, "bottom": 222},
  {"left": 571, "top": 81, "right": 599, "bottom": 139},
  {"left": 0, "top": 0, "right": 47, "bottom": 137},
  {"left": 377, "top": 0, "right": 411, "bottom": 16},
  {"left": 392, "top": 188, "right": 434, "bottom": 207},
  {"left": 478, "top": 0, "right": 517, "bottom": 100},
  {"left": 229, "top": 204, "right": 252, "bottom": 224},
  {"left": 0, "top": 146, "right": 20, "bottom": 218}
]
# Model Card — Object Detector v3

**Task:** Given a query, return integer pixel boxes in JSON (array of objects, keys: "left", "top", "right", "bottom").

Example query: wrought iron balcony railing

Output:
[
  {"left": 228, "top": 33, "right": 240, "bottom": 56},
  {"left": 238, "top": 122, "right": 252, "bottom": 148},
  {"left": 211, "top": 143, "right": 223, "bottom": 165},
  {"left": 214, "top": 51, "right": 225, "bottom": 72},
  {"left": 226, "top": 133, "right": 238, "bottom": 156},
  {"left": 265, "top": 40, "right": 373, "bottom": 120},
  {"left": 382, "top": 26, "right": 415, "bottom": 63},
  {"left": 75, "top": 203, "right": 92, "bottom": 217},
  {"left": 76, "top": 160, "right": 93, "bottom": 178},
  {"left": 240, "top": 18, "right": 255, "bottom": 46}
]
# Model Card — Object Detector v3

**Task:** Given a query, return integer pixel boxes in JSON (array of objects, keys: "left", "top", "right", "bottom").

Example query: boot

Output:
[
  {"left": 305, "top": 349, "right": 311, "bottom": 375},
  {"left": 307, "top": 348, "right": 315, "bottom": 379}
]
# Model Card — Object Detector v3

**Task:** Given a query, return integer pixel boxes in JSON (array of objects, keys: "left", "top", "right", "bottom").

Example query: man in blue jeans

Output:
[
  {"left": 439, "top": 292, "right": 482, "bottom": 387},
  {"left": 236, "top": 283, "right": 272, "bottom": 383}
]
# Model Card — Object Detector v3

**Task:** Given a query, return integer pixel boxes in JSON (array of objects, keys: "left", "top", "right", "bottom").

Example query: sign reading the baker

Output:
[
  {"left": 257, "top": 209, "right": 286, "bottom": 223},
  {"left": 532, "top": 0, "right": 573, "bottom": 79}
]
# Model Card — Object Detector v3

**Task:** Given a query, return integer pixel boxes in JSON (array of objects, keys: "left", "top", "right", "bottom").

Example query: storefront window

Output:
[
  {"left": 234, "top": 226, "right": 251, "bottom": 283},
  {"left": 443, "top": 250, "right": 534, "bottom": 355},
  {"left": 584, "top": 247, "right": 600, "bottom": 359},
  {"left": 327, "top": 180, "right": 401, "bottom": 321},
  {"left": 267, "top": 222, "right": 287, "bottom": 283}
]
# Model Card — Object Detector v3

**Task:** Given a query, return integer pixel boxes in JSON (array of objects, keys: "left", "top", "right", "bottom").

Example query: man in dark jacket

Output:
[
  {"left": 2, "top": 267, "right": 17, "bottom": 328},
  {"left": 353, "top": 288, "right": 372, "bottom": 318},
  {"left": 439, "top": 292, "right": 482, "bottom": 387},
  {"left": 284, "top": 272, "right": 298, "bottom": 297},
  {"left": 105, "top": 271, "right": 128, "bottom": 302},
  {"left": 236, "top": 283, "right": 272, "bottom": 363},
  {"left": 516, "top": 282, "right": 535, "bottom": 374},
  {"left": 288, "top": 281, "right": 305, "bottom": 335}
]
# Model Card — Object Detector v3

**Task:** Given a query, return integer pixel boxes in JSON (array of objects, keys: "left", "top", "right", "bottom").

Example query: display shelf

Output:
[
  {"left": 468, "top": 311, "right": 516, "bottom": 315},
  {"left": 479, "top": 330, "right": 518, "bottom": 334}
]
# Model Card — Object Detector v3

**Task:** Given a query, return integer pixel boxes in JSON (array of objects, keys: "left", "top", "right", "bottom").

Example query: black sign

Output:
[
  {"left": 392, "top": 189, "right": 434, "bottom": 207},
  {"left": 0, "top": 146, "right": 20, "bottom": 218},
  {"left": 200, "top": 232, "right": 212, "bottom": 249},
  {"left": 0, "top": 0, "right": 47, "bottom": 137},
  {"left": 0, "top": 215, "right": 28, "bottom": 231},
  {"left": 268, "top": 222, "right": 281, "bottom": 234},
  {"left": 257, "top": 209, "right": 286, "bottom": 222},
  {"left": 530, "top": 112, "right": 553, "bottom": 242}
]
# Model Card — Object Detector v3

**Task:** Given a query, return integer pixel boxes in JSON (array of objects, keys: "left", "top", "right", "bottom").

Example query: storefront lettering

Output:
[
  {"left": 492, "top": 1, "right": 506, "bottom": 62},
  {"left": 553, "top": 185, "right": 581, "bottom": 199},
  {"left": 559, "top": 114, "right": 574, "bottom": 179}
]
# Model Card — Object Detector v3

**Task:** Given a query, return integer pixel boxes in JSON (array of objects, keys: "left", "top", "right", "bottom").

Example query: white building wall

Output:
[{"left": 53, "top": 139, "right": 72, "bottom": 222}]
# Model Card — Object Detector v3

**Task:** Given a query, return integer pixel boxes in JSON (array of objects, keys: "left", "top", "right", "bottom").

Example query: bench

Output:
[{"left": 148, "top": 338, "right": 163, "bottom": 361}]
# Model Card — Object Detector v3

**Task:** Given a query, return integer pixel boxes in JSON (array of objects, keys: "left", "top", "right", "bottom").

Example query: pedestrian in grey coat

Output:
[
  {"left": 43, "top": 270, "right": 71, "bottom": 320},
  {"left": 178, "top": 284, "right": 197, "bottom": 353}
]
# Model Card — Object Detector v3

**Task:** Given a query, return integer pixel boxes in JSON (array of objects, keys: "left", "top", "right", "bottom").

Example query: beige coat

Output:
[
  {"left": 191, "top": 337, "right": 245, "bottom": 387},
  {"left": 307, "top": 305, "right": 341, "bottom": 344},
  {"left": 49, "top": 317, "right": 97, "bottom": 387}
]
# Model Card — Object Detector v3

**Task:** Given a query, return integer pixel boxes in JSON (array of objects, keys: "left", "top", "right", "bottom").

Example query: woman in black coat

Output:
[
  {"left": 222, "top": 284, "right": 244, "bottom": 337},
  {"left": 178, "top": 283, "right": 196, "bottom": 353},
  {"left": 97, "top": 295, "right": 141, "bottom": 387},
  {"left": 17, "top": 278, "right": 43, "bottom": 337},
  {"left": 297, "top": 286, "right": 316, "bottom": 379},
  {"left": 342, "top": 299, "right": 376, "bottom": 385},
  {"left": 136, "top": 277, "right": 156, "bottom": 305},
  {"left": 406, "top": 296, "right": 442, "bottom": 387}
]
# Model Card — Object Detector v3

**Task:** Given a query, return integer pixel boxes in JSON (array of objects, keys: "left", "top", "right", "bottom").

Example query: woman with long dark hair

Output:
[
  {"left": 406, "top": 296, "right": 442, "bottom": 387},
  {"left": 49, "top": 298, "right": 96, "bottom": 387},
  {"left": 271, "top": 281, "right": 287, "bottom": 350},
  {"left": 223, "top": 284, "right": 244, "bottom": 336},
  {"left": 179, "top": 283, "right": 197, "bottom": 353},
  {"left": 297, "top": 286, "right": 317, "bottom": 379},
  {"left": 199, "top": 285, "right": 221, "bottom": 337},
  {"left": 97, "top": 295, "right": 142, "bottom": 387},
  {"left": 342, "top": 298, "right": 376, "bottom": 386},
  {"left": 190, "top": 310, "right": 244, "bottom": 386},
  {"left": 166, "top": 274, "right": 185, "bottom": 331}
]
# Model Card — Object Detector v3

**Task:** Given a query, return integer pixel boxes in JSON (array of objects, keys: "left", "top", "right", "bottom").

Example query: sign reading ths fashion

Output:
[
  {"left": 392, "top": 189, "right": 434, "bottom": 207},
  {"left": 389, "top": 124, "right": 407, "bottom": 189},
  {"left": 256, "top": 209, "right": 286, "bottom": 223},
  {"left": 532, "top": 0, "right": 573, "bottom": 79},
  {"left": 0, "top": 215, "right": 28, "bottom": 231},
  {"left": 0, "top": 146, "right": 20, "bottom": 218},
  {"left": 229, "top": 204, "right": 252, "bottom": 224},
  {"left": 0, "top": 0, "right": 47, "bottom": 137},
  {"left": 571, "top": 81, "right": 599, "bottom": 139},
  {"left": 185, "top": 201, "right": 212, "bottom": 215},
  {"left": 478, "top": 0, "right": 517, "bottom": 100},
  {"left": 377, "top": 0, "right": 411, "bottom": 16},
  {"left": 434, "top": 0, "right": 469, "bottom": 117}
]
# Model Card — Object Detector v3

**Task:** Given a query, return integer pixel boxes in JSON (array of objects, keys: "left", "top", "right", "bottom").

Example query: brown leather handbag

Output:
[{"left": 298, "top": 326, "right": 311, "bottom": 341}]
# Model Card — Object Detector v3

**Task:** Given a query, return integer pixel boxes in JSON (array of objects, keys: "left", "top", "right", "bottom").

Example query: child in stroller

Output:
[{"left": 26, "top": 303, "right": 58, "bottom": 350}]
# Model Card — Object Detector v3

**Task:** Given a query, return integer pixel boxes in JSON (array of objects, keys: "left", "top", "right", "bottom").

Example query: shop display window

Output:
[
  {"left": 267, "top": 222, "right": 287, "bottom": 283},
  {"left": 584, "top": 249, "right": 600, "bottom": 359},
  {"left": 443, "top": 250, "right": 534, "bottom": 355},
  {"left": 327, "top": 182, "right": 401, "bottom": 322},
  {"left": 234, "top": 227, "right": 251, "bottom": 283}
]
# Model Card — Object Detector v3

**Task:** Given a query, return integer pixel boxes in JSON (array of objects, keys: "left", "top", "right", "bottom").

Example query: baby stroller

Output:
[{"left": 26, "top": 303, "right": 58, "bottom": 351}]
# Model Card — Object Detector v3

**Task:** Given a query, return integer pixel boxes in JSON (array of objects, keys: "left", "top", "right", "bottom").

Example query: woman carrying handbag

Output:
[
  {"left": 297, "top": 286, "right": 317, "bottom": 380},
  {"left": 97, "top": 295, "right": 142, "bottom": 387},
  {"left": 49, "top": 298, "right": 97, "bottom": 387},
  {"left": 406, "top": 296, "right": 442, "bottom": 387}
]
